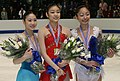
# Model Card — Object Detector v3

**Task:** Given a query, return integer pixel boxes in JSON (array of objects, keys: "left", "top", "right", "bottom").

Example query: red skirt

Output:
[{"left": 40, "top": 65, "right": 72, "bottom": 81}]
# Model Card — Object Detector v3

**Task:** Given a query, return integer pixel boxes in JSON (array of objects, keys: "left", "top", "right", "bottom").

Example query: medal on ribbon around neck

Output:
[
  {"left": 79, "top": 25, "right": 91, "bottom": 59},
  {"left": 54, "top": 48, "right": 60, "bottom": 55},
  {"left": 48, "top": 23, "right": 61, "bottom": 56}
]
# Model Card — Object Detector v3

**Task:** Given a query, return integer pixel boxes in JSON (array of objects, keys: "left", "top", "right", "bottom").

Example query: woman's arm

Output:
[
  {"left": 13, "top": 56, "right": 26, "bottom": 64},
  {"left": 38, "top": 27, "right": 65, "bottom": 76},
  {"left": 13, "top": 48, "right": 32, "bottom": 64},
  {"left": 75, "top": 57, "right": 99, "bottom": 67}
]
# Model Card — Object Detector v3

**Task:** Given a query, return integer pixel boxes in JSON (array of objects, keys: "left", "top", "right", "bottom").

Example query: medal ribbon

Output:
[
  {"left": 25, "top": 30, "right": 38, "bottom": 51},
  {"left": 79, "top": 24, "right": 90, "bottom": 49},
  {"left": 48, "top": 23, "right": 60, "bottom": 47}
]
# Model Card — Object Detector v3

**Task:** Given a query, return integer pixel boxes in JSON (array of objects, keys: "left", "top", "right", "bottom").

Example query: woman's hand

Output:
[
  {"left": 107, "top": 48, "right": 115, "bottom": 58},
  {"left": 56, "top": 68, "right": 65, "bottom": 77},
  {"left": 84, "top": 60, "right": 100, "bottom": 68},
  {"left": 58, "top": 60, "right": 69, "bottom": 68},
  {"left": 39, "top": 69, "right": 46, "bottom": 73},
  {"left": 13, "top": 48, "right": 33, "bottom": 64},
  {"left": 23, "top": 48, "right": 33, "bottom": 59}
]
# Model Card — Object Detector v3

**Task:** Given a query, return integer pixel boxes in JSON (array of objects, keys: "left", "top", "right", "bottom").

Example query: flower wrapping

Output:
[
  {"left": 47, "top": 57, "right": 62, "bottom": 74},
  {"left": 29, "top": 50, "right": 45, "bottom": 73},
  {"left": 89, "top": 36, "right": 105, "bottom": 65},
  {"left": 47, "top": 57, "right": 64, "bottom": 81}
]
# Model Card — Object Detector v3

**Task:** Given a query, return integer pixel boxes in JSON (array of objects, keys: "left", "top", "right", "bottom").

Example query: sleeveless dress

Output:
[
  {"left": 71, "top": 26, "right": 104, "bottom": 81},
  {"left": 16, "top": 34, "right": 40, "bottom": 81},
  {"left": 40, "top": 25, "right": 72, "bottom": 81}
]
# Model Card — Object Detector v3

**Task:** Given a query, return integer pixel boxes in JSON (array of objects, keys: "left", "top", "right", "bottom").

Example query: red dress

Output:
[{"left": 40, "top": 25, "right": 72, "bottom": 81}]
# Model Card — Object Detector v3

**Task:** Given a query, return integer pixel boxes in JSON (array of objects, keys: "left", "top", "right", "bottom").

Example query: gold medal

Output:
[{"left": 54, "top": 48, "right": 59, "bottom": 55}]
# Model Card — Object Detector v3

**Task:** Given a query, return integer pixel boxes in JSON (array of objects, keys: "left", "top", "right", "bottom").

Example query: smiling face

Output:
[
  {"left": 46, "top": 5, "right": 61, "bottom": 23},
  {"left": 76, "top": 7, "right": 90, "bottom": 25},
  {"left": 23, "top": 13, "right": 37, "bottom": 30}
]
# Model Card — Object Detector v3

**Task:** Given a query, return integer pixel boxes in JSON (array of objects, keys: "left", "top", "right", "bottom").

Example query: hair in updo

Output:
[
  {"left": 46, "top": 3, "right": 61, "bottom": 14},
  {"left": 75, "top": 5, "right": 90, "bottom": 16},
  {"left": 23, "top": 10, "right": 36, "bottom": 21}
]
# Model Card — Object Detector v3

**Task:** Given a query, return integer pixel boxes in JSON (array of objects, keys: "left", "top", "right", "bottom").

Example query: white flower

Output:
[
  {"left": 13, "top": 41, "right": 20, "bottom": 49},
  {"left": 2, "top": 50, "right": 11, "bottom": 55},
  {"left": 72, "top": 49, "right": 76, "bottom": 54},
  {"left": 107, "top": 35, "right": 112, "bottom": 40},
  {"left": 65, "top": 45, "right": 68, "bottom": 50},
  {"left": 14, "top": 44, "right": 20, "bottom": 49},
  {"left": 80, "top": 52, "right": 86, "bottom": 57},
  {"left": 70, "top": 37, "right": 75, "bottom": 42},
  {"left": 18, "top": 41, "right": 22, "bottom": 47},
  {"left": 116, "top": 45, "right": 120, "bottom": 49},
  {"left": 80, "top": 47, "right": 84, "bottom": 50},
  {"left": 76, "top": 48, "right": 81, "bottom": 52},
  {"left": 5, "top": 51, "right": 11, "bottom": 55},
  {"left": 111, "top": 36, "right": 117, "bottom": 42},
  {"left": 85, "top": 52, "right": 91, "bottom": 58},
  {"left": 68, "top": 37, "right": 71, "bottom": 41},
  {"left": 67, "top": 42, "right": 71, "bottom": 47},
  {"left": 77, "top": 41, "right": 80, "bottom": 45},
  {"left": 72, "top": 41, "right": 76, "bottom": 46},
  {"left": 64, "top": 39, "right": 67, "bottom": 44}
]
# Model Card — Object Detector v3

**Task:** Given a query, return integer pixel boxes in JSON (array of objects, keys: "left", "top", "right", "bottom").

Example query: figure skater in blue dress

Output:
[{"left": 13, "top": 10, "right": 45, "bottom": 81}]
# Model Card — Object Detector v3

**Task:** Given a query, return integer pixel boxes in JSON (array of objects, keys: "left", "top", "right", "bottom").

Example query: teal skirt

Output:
[{"left": 16, "top": 62, "right": 39, "bottom": 81}]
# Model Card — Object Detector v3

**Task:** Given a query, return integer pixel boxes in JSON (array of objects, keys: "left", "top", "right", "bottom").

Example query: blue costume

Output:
[
  {"left": 16, "top": 33, "right": 42, "bottom": 81},
  {"left": 16, "top": 61, "right": 39, "bottom": 81}
]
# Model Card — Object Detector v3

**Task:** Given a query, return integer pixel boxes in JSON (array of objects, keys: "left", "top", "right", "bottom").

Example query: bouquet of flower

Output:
[
  {"left": 59, "top": 36, "right": 86, "bottom": 60},
  {"left": 0, "top": 35, "right": 29, "bottom": 58},
  {"left": 97, "top": 34, "right": 120, "bottom": 58},
  {"left": 0, "top": 35, "right": 45, "bottom": 74},
  {"left": 88, "top": 34, "right": 120, "bottom": 74}
]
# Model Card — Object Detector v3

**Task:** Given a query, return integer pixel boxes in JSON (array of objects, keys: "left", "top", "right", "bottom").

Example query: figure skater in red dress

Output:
[{"left": 38, "top": 3, "right": 72, "bottom": 81}]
